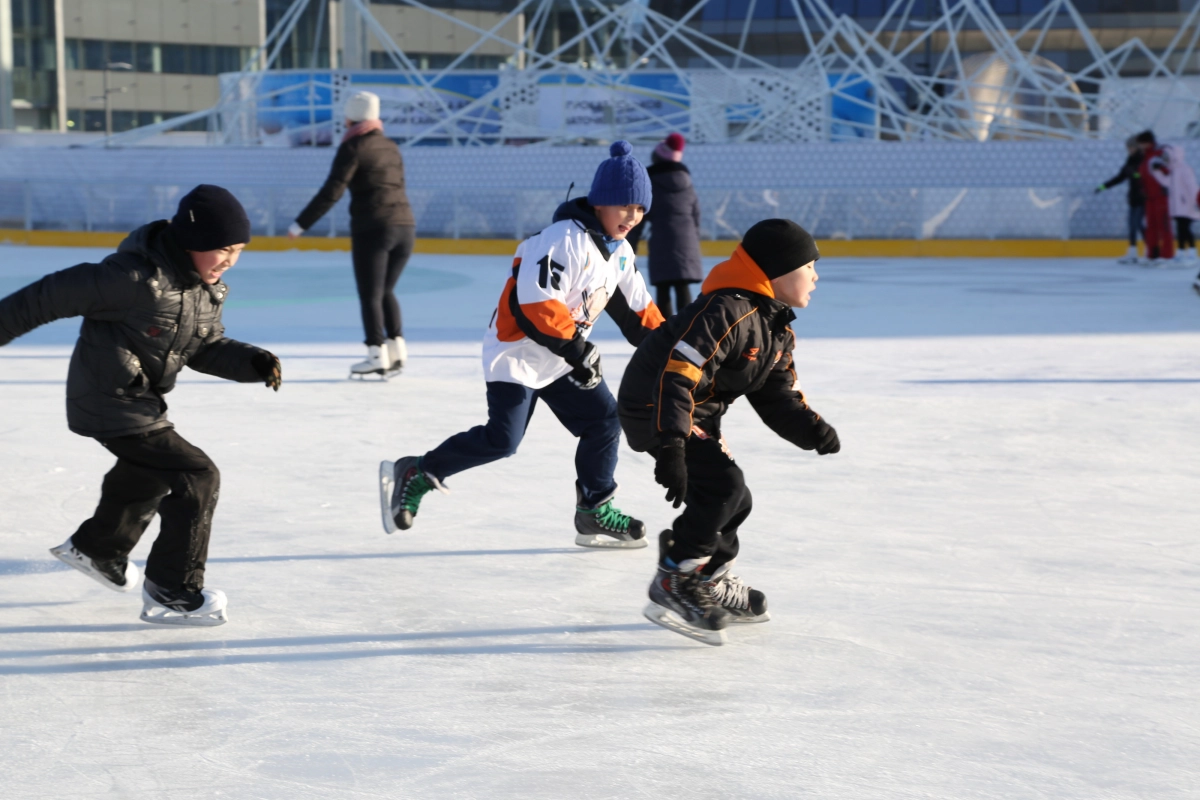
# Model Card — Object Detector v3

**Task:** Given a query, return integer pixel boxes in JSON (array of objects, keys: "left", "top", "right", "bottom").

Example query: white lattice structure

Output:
[{"left": 95, "top": 0, "right": 1200, "bottom": 147}]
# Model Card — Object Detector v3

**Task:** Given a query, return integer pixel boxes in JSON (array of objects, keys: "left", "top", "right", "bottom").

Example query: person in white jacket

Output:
[
  {"left": 379, "top": 142, "right": 666, "bottom": 548},
  {"left": 1152, "top": 143, "right": 1200, "bottom": 261}
]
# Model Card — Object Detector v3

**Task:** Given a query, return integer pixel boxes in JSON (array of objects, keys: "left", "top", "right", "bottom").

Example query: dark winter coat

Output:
[
  {"left": 627, "top": 161, "right": 703, "bottom": 285},
  {"left": 0, "top": 222, "right": 269, "bottom": 439},
  {"left": 618, "top": 245, "right": 828, "bottom": 451},
  {"left": 1103, "top": 152, "right": 1146, "bottom": 207},
  {"left": 296, "top": 129, "right": 415, "bottom": 234}
]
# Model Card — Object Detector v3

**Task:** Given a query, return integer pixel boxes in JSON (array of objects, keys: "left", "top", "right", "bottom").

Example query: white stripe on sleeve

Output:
[{"left": 674, "top": 341, "right": 706, "bottom": 366}]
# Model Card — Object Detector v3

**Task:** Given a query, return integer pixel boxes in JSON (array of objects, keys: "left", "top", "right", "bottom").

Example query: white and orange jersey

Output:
[{"left": 482, "top": 210, "right": 664, "bottom": 389}]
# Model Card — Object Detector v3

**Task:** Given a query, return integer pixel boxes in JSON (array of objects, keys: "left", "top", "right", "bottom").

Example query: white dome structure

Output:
[{"left": 944, "top": 52, "right": 1088, "bottom": 142}]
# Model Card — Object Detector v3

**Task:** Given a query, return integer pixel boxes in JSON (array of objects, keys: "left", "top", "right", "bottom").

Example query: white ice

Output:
[{"left": 1, "top": 246, "right": 1199, "bottom": 799}]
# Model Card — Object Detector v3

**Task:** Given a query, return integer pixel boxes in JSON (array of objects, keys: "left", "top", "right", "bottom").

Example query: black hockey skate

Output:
[
  {"left": 379, "top": 456, "right": 448, "bottom": 533},
  {"left": 49, "top": 537, "right": 139, "bottom": 592},
  {"left": 644, "top": 558, "right": 729, "bottom": 646},
  {"left": 573, "top": 484, "right": 647, "bottom": 549},
  {"left": 141, "top": 578, "right": 227, "bottom": 626},
  {"left": 705, "top": 562, "right": 769, "bottom": 623}
]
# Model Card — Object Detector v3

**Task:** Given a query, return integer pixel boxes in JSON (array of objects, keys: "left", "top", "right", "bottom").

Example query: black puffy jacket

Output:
[
  {"left": 631, "top": 161, "right": 704, "bottom": 285},
  {"left": 0, "top": 222, "right": 269, "bottom": 439},
  {"left": 618, "top": 244, "right": 828, "bottom": 451},
  {"left": 295, "top": 128, "right": 415, "bottom": 234}
]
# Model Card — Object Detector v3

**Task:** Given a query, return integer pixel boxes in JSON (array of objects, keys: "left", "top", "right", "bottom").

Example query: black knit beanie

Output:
[
  {"left": 741, "top": 219, "right": 820, "bottom": 280},
  {"left": 169, "top": 184, "right": 252, "bottom": 251}
]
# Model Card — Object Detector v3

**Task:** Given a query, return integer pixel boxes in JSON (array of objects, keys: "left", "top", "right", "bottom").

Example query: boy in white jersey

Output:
[{"left": 380, "top": 141, "right": 666, "bottom": 546}]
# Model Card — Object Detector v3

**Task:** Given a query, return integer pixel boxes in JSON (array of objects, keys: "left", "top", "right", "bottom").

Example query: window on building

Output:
[
  {"left": 110, "top": 111, "right": 137, "bottom": 132},
  {"left": 137, "top": 111, "right": 163, "bottom": 127},
  {"left": 83, "top": 39, "right": 106, "bottom": 71},
  {"left": 83, "top": 110, "right": 106, "bottom": 132},
  {"left": 107, "top": 41, "right": 133, "bottom": 68},
  {"left": 214, "top": 46, "right": 244, "bottom": 74},
  {"left": 66, "top": 108, "right": 82, "bottom": 130},
  {"left": 189, "top": 45, "right": 215, "bottom": 75},
  {"left": 63, "top": 38, "right": 80, "bottom": 70},
  {"left": 753, "top": 0, "right": 777, "bottom": 19},
  {"left": 161, "top": 44, "right": 187, "bottom": 74},
  {"left": 702, "top": 0, "right": 727, "bottom": 20},
  {"left": 135, "top": 43, "right": 160, "bottom": 73}
]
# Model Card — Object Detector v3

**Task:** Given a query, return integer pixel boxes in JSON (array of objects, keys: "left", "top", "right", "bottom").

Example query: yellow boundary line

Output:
[{"left": 0, "top": 229, "right": 1130, "bottom": 258}]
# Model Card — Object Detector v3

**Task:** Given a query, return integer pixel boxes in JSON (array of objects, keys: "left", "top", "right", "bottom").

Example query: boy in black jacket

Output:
[
  {"left": 617, "top": 219, "right": 839, "bottom": 645},
  {"left": 0, "top": 185, "right": 281, "bottom": 626}
]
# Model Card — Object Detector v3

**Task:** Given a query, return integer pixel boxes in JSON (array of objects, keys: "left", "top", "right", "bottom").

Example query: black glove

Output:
[
  {"left": 252, "top": 351, "right": 281, "bottom": 392},
  {"left": 811, "top": 420, "right": 840, "bottom": 455},
  {"left": 655, "top": 436, "right": 688, "bottom": 508},
  {"left": 566, "top": 340, "right": 602, "bottom": 390}
]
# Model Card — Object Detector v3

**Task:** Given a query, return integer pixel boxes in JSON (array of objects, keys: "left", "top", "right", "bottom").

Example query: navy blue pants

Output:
[
  {"left": 422, "top": 376, "right": 621, "bottom": 508},
  {"left": 1128, "top": 204, "right": 1145, "bottom": 247}
]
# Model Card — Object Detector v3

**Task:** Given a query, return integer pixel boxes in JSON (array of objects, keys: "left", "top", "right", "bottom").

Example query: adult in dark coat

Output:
[
  {"left": 289, "top": 90, "right": 417, "bottom": 378},
  {"left": 626, "top": 134, "right": 703, "bottom": 317},
  {"left": 1095, "top": 136, "right": 1146, "bottom": 263},
  {"left": 0, "top": 185, "right": 281, "bottom": 626}
]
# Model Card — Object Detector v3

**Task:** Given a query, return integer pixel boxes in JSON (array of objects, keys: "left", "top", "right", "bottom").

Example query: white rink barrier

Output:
[{"left": 0, "top": 140, "right": 1147, "bottom": 240}]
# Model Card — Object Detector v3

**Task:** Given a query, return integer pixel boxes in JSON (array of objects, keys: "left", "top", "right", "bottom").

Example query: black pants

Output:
[
  {"left": 655, "top": 281, "right": 694, "bottom": 318},
  {"left": 71, "top": 429, "right": 220, "bottom": 592},
  {"left": 1175, "top": 217, "right": 1196, "bottom": 251},
  {"left": 351, "top": 225, "right": 415, "bottom": 346},
  {"left": 621, "top": 416, "right": 750, "bottom": 571}
]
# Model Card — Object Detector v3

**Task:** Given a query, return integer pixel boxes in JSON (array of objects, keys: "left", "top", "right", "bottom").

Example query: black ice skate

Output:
[
  {"left": 141, "top": 578, "right": 227, "bottom": 627},
  {"left": 573, "top": 484, "right": 647, "bottom": 549},
  {"left": 49, "top": 536, "right": 139, "bottom": 593},
  {"left": 644, "top": 556, "right": 729, "bottom": 646},
  {"left": 705, "top": 561, "right": 770, "bottom": 623},
  {"left": 379, "top": 456, "right": 448, "bottom": 533}
]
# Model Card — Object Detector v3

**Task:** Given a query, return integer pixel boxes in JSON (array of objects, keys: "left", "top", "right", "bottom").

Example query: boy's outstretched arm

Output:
[
  {"left": 189, "top": 337, "right": 281, "bottom": 391},
  {"left": 604, "top": 258, "right": 665, "bottom": 346},
  {"left": 0, "top": 260, "right": 137, "bottom": 346},
  {"left": 745, "top": 332, "right": 839, "bottom": 455}
]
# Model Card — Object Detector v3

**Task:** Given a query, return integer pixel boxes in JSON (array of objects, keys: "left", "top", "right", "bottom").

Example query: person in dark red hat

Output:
[
  {"left": 618, "top": 218, "right": 840, "bottom": 645},
  {"left": 0, "top": 184, "right": 281, "bottom": 627}
]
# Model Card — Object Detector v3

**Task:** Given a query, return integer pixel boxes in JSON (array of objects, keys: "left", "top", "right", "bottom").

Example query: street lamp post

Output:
[{"left": 102, "top": 62, "right": 133, "bottom": 142}]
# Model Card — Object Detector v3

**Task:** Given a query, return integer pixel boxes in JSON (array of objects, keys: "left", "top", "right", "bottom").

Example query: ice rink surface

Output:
[{"left": 2, "top": 245, "right": 1199, "bottom": 799}]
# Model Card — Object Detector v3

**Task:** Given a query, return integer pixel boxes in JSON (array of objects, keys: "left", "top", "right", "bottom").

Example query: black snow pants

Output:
[
  {"left": 351, "top": 224, "right": 415, "bottom": 346},
  {"left": 654, "top": 280, "right": 694, "bottom": 319},
  {"left": 71, "top": 429, "right": 220, "bottom": 592},
  {"left": 622, "top": 416, "right": 751, "bottom": 572}
]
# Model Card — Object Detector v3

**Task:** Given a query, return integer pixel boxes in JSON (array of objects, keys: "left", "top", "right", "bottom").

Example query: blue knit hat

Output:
[{"left": 588, "top": 140, "right": 652, "bottom": 212}]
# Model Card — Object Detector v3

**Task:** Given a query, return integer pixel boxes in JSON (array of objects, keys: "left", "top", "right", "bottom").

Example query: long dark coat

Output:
[
  {"left": 630, "top": 160, "right": 703, "bottom": 285},
  {"left": 0, "top": 222, "right": 268, "bottom": 439}
]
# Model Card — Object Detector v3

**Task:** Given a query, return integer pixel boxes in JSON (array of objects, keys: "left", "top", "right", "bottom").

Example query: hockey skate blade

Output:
[
  {"left": 379, "top": 460, "right": 398, "bottom": 534},
  {"left": 574, "top": 532, "right": 649, "bottom": 549},
  {"left": 49, "top": 541, "right": 139, "bottom": 593},
  {"left": 729, "top": 610, "right": 771, "bottom": 623},
  {"left": 140, "top": 606, "right": 227, "bottom": 627},
  {"left": 642, "top": 602, "right": 726, "bottom": 646}
]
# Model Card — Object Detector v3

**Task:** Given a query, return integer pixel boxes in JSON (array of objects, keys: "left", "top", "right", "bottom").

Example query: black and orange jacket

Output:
[{"left": 617, "top": 244, "right": 825, "bottom": 448}]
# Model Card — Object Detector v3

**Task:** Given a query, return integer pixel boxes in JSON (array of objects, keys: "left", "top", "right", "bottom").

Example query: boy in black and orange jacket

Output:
[{"left": 617, "top": 219, "right": 840, "bottom": 645}]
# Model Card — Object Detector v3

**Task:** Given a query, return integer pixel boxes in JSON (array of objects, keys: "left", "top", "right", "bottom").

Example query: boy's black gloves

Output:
[
  {"left": 810, "top": 420, "right": 840, "bottom": 455},
  {"left": 566, "top": 340, "right": 602, "bottom": 390},
  {"left": 252, "top": 351, "right": 282, "bottom": 392},
  {"left": 655, "top": 435, "right": 688, "bottom": 508}
]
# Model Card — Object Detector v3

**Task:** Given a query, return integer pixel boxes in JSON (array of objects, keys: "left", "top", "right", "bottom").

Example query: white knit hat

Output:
[{"left": 343, "top": 91, "right": 381, "bottom": 123}]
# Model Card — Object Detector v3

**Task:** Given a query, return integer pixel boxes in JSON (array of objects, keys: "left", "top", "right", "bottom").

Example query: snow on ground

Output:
[{"left": 1, "top": 246, "right": 1199, "bottom": 799}]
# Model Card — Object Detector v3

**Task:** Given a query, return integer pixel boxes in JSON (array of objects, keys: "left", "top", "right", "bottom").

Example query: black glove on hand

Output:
[
  {"left": 567, "top": 340, "right": 602, "bottom": 390},
  {"left": 655, "top": 436, "right": 688, "bottom": 508},
  {"left": 252, "top": 351, "right": 282, "bottom": 392},
  {"left": 812, "top": 420, "right": 840, "bottom": 455}
]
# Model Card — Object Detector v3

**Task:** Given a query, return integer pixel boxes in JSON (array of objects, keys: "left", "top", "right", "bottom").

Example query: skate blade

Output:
[
  {"left": 350, "top": 370, "right": 390, "bottom": 381},
  {"left": 574, "top": 532, "right": 649, "bottom": 549},
  {"left": 729, "top": 610, "right": 771, "bottom": 623},
  {"left": 141, "top": 607, "right": 227, "bottom": 627},
  {"left": 642, "top": 602, "right": 726, "bottom": 646},
  {"left": 379, "top": 460, "right": 398, "bottom": 534},
  {"left": 49, "top": 544, "right": 138, "bottom": 593}
]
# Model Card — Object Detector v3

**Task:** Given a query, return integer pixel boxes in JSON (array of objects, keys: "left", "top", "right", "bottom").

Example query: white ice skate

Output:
[
  {"left": 350, "top": 345, "right": 390, "bottom": 381},
  {"left": 49, "top": 537, "right": 139, "bottom": 593},
  {"left": 386, "top": 336, "right": 407, "bottom": 375},
  {"left": 1116, "top": 246, "right": 1140, "bottom": 265},
  {"left": 140, "top": 580, "right": 228, "bottom": 627}
]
